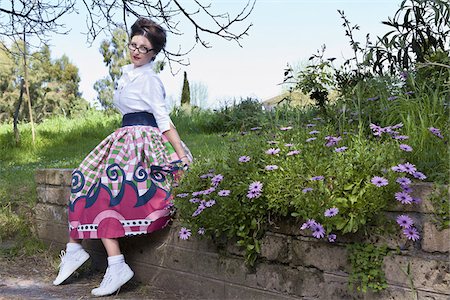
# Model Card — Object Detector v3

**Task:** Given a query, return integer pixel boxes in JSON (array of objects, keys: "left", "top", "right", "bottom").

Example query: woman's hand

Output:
[{"left": 180, "top": 155, "right": 190, "bottom": 170}]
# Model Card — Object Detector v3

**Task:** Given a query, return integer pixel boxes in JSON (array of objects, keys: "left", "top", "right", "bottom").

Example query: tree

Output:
[
  {"left": 1, "top": 1, "right": 254, "bottom": 66},
  {"left": 180, "top": 71, "right": 191, "bottom": 106},
  {"left": 0, "top": 44, "right": 87, "bottom": 123},
  {"left": 190, "top": 81, "right": 208, "bottom": 108}
]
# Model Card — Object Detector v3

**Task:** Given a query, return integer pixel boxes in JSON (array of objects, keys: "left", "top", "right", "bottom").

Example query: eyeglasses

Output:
[{"left": 127, "top": 43, "right": 153, "bottom": 54}]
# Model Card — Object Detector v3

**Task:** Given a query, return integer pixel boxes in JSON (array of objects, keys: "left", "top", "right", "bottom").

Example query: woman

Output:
[{"left": 53, "top": 18, "right": 191, "bottom": 296}]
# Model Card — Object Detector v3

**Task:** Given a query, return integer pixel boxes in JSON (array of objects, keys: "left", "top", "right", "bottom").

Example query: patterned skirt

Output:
[{"left": 68, "top": 117, "right": 190, "bottom": 239}]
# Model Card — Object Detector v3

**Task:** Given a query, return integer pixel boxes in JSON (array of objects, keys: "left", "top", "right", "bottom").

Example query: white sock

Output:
[
  {"left": 66, "top": 242, "right": 82, "bottom": 253},
  {"left": 107, "top": 254, "right": 125, "bottom": 267}
]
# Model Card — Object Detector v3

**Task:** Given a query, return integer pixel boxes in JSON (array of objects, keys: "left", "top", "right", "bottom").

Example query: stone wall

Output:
[{"left": 35, "top": 169, "right": 450, "bottom": 299}]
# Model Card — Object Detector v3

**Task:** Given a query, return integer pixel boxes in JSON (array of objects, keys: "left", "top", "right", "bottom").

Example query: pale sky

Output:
[{"left": 47, "top": 0, "right": 401, "bottom": 109}]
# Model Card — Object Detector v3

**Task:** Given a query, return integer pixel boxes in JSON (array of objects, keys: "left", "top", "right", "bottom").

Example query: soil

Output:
[{"left": 0, "top": 253, "right": 187, "bottom": 300}]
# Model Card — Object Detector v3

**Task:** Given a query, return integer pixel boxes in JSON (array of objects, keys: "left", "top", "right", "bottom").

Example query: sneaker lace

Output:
[{"left": 58, "top": 250, "right": 67, "bottom": 267}]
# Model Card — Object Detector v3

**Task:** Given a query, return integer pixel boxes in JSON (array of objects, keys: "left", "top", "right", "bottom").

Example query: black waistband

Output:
[{"left": 121, "top": 112, "right": 158, "bottom": 128}]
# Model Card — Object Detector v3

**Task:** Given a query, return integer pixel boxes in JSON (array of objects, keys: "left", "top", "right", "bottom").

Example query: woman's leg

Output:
[
  {"left": 92, "top": 238, "right": 134, "bottom": 296},
  {"left": 101, "top": 238, "right": 121, "bottom": 256}
]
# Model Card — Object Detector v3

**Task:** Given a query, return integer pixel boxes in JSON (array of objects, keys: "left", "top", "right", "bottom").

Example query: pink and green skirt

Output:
[{"left": 68, "top": 125, "right": 190, "bottom": 239}]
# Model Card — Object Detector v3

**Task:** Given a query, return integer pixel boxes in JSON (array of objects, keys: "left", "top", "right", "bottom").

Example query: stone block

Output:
[
  {"left": 291, "top": 238, "right": 350, "bottom": 273},
  {"left": 255, "top": 264, "right": 322, "bottom": 298},
  {"left": 224, "top": 282, "right": 297, "bottom": 300},
  {"left": 36, "top": 220, "right": 69, "bottom": 246},
  {"left": 422, "top": 220, "right": 450, "bottom": 253},
  {"left": 36, "top": 185, "right": 70, "bottom": 206},
  {"left": 320, "top": 272, "right": 362, "bottom": 300},
  {"left": 131, "top": 263, "right": 224, "bottom": 299},
  {"left": 260, "top": 232, "right": 290, "bottom": 263},
  {"left": 35, "top": 203, "right": 68, "bottom": 224},
  {"left": 383, "top": 254, "right": 450, "bottom": 293},
  {"left": 35, "top": 168, "right": 73, "bottom": 186}
]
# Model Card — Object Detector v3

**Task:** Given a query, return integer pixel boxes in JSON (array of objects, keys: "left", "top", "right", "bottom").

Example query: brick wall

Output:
[{"left": 35, "top": 169, "right": 450, "bottom": 300}]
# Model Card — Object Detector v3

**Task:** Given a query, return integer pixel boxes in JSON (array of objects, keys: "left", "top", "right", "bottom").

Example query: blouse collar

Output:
[{"left": 122, "top": 62, "right": 154, "bottom": 80}]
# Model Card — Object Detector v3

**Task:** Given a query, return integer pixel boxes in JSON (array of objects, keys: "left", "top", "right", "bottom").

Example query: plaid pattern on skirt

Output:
[{"left": 68, "top": 125, "right": 191, "bottom": 239}]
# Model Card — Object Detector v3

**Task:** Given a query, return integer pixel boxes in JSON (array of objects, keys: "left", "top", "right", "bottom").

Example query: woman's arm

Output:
[{"left": 163, "top": 124, "right": 190, "bottom": 166}]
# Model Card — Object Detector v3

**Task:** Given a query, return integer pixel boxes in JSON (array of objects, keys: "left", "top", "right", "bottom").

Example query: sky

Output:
[{"left": 47, "top": 0, "right": 402, "bottom": 109}]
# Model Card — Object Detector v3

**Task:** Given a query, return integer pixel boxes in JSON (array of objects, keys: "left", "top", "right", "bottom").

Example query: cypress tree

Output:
[{"left": 180, "top": 71, "right": 191, "bottom": 106}]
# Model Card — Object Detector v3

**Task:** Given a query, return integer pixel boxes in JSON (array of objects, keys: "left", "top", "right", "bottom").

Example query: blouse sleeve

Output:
[{"left": 141, "top": 73, "right": 172, "bottom": 132}]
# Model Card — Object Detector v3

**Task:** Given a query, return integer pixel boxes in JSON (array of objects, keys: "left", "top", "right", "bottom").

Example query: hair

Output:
[{"left": 130, "top": 18, "right": 166, "bottom": 55}]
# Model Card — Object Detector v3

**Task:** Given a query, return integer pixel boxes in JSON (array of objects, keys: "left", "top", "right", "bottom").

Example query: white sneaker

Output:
[
  {"left": 53, "top": 249, "right": 90, "bottom": 285},
  {"left": 91, "top": 263, "right": 134, "bottom": 297}
]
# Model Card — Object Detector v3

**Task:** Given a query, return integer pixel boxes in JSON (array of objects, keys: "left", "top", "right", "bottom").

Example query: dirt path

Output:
[{"left": 0, "top": 254, "right": 187, "bottom": 300}]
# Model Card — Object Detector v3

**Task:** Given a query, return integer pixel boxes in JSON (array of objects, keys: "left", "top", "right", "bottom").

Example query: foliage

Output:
[
  {"left": 347, "top": 243, "right": 389, "bottom": 293},
  {"left": 367, "top": 0, "right": 449, "bottom": 75},
  {"left": 0, "top": 43, "right": 87, "bottom": 123},
  {"left": 428, "top": 184, "right": 450, "bottom": 230},
  {"left": 284, "top": 45, "right": 335, "bottom": 113},
  {"left": 174, "top": 118, "right": 426, "bottom": 268},
  {"left": 181, "top": 71, "right": 191, "bottom": 106}
]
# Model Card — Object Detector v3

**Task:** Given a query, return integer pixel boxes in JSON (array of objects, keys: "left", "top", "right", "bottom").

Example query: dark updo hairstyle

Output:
[{"left": 130, "top": 18, "right": 166, "bottom": 56}]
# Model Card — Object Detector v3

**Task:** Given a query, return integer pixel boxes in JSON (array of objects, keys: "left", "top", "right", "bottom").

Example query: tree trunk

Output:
[
  {"left": 13, "top": 78, "right": 25, "bottom": 145},
  {"left": 22, "top": 33, "right": 36, "bottom": 145}
]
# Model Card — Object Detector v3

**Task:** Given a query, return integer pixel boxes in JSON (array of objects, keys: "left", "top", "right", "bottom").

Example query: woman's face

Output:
[{"left": 129, "top": 35, "right": 155, "bottom": 68}]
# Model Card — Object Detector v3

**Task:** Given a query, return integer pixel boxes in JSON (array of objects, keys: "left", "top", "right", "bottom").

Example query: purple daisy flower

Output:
[
  {"left": 387, "top": 96, "right": 398, "bottom": 101},
  {"left": 250, "top": 126, "right": 262, "bottom": 131},
  {"left": 395, "top": 191, "right": 413, "bottom": 204},
  {"left": 300, "top": 219, "right": 317, "bottom": 230},
  {"left": 200, "top": 173, "right": 214, "bottom": 179},
  {"left": 396, "top": 215, "right": 414, "bottom": 228},
  {"left": 367, "top": 96, "right": 380, "bottom": 101},
  {"left": 313, "top": 117, "right": 322, "bottom": 121},
  {"left": 402, "top": 227, "right": 420, "bottom": 241},
  {"left": 179, "top": 227, "right": 192, "bottom": 240},
  {"left": 198, "top": 227, "right": 205, "bottom": 235},
  {"left": 396, "top": 177, "right": 412, "bottom": 185},
  {"left": 287, "top": 150, "right": 300, "bottom": 156},
  {"left": 239, "top": 156, "right": 251, "bottom": 163},
  {"left": 309, "top": 130, "right": 320, "bottom": 135},
  {"left": 306, "top": 137, "right": 317, "bottom": 142},
  {"left": 394, "top": 135, "right": 409, "bottom": 141},
  {"left": 391, "top": 165, "right": 403, "bottom": 172},
  {"left": 306, "top": 123, "right": 316, "bottom": 127},
  {"left": 267, "top": 140, "right": 278, "bottom": 145},
  {"left": 412, "top": 197, "right": 422, "bottom": 204},
  {"left": 176, "top": 193, "right": 189, "bottom": 198},
  {"left": 247, "top": 190, "right": 261, "bottom": 199},
  {"left": 284, "top": 143, "right": 294, "bottom": 147},
  {"left": 334, "top": 146, "right": 348, "bottom": 153},
  {"left": 325, "top": 136, "right": 342, "bottom": 147},
  {"left": 428, "top": 127, "right": 444, "bottom": 139},
  {"left": 265, "top": 165, "right": 279, "bottom": 171},
  {"left": 311, "top": 223, "right": 325, "bottom": 239},
  {"left": 412, "top": 171, "right": 427, "bottom": 180},
  {"left": 265, "top": 148, "right": 280, "bottom": 155},
  {"left": 399, "top": 144, "right": 413, "bottom": 152},
  {"left": 311, "top": 175, "right": 324, "bottom": 181},
  {"left": 192, "top": 191, "right": 204, "bottom": 196},
  {"left": 189, "top": 198, "right": 201, "bottom": 203},
  {"left": 401, "top": 185, "right": 413, "bottom": 193},
  {"left": 280, "top": 126, "right": 293, "bottom": 131},
  {"left": 202, "top": 187, "right": 216, "bottom": 195},
  {"left": 205, "top": 199, "right": 216, "bottom": 207},
  {"left": 211, "top": 174, "right": 224, "bottom": 186},
  {"left": 371, "top": 176, "right": 389, "bottom": 187},
  {"left": 401, "top": 162, "right": 417, "bottom": 175},
  {"left": 218, "top": 190, "right": 231, "bottom": 197},
  {"left": 249, "top": 181, "right": 263, "bottom": 192},
  {"left": 328, "top": 234, "right": 337, "bottom": 242},
  {"left": 324, "top": 207, "right": 339, "bottom": 217},
  {"left": 302, "top": 187, "right": 313, "bottom": 193}
]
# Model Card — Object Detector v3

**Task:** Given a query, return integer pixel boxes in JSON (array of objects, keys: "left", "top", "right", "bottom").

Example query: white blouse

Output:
[{"left": 113, "top": 62, "right": 172, "bottom": 132}]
